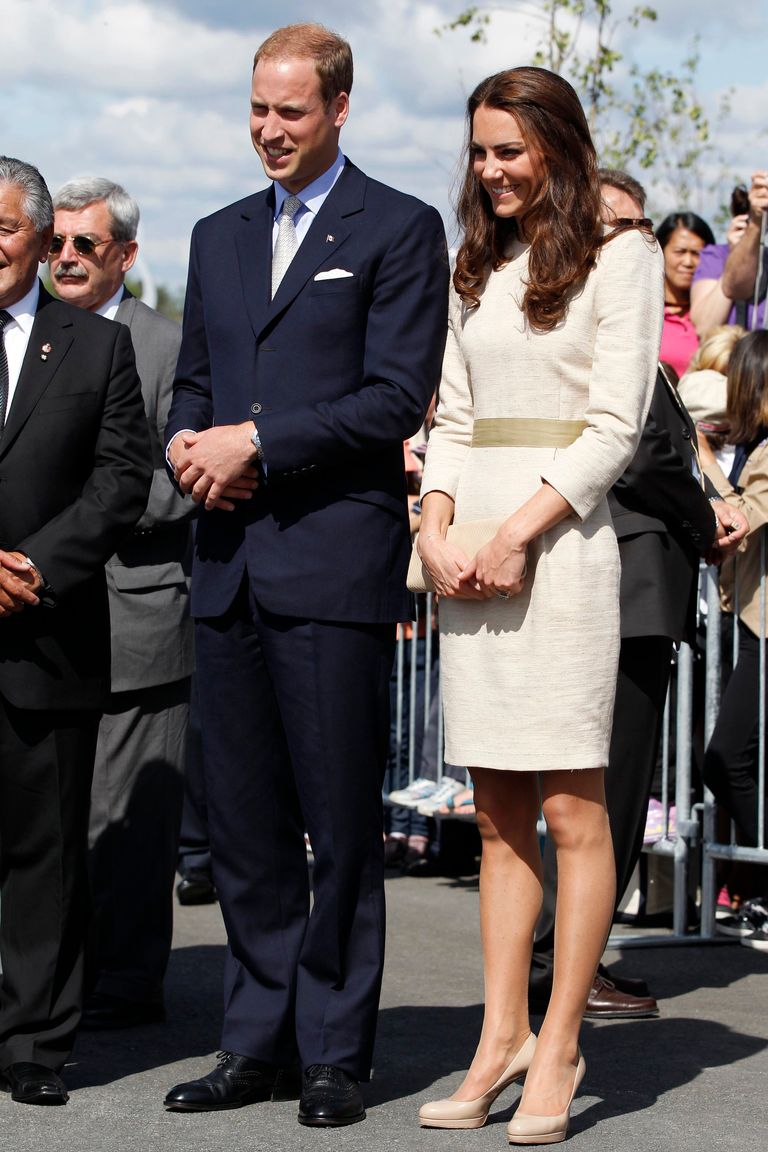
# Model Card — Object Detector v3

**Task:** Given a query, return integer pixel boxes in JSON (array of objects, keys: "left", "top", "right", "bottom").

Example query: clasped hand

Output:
[
  {"left": 419, "top": 528, "right": 527, "bottom": 600},
  {"left": 707, "top": 499, "right": 749, "bottom": 564},
  {"left": 0, "top": 550, "right": 41, "bottom": 618},
  {"left": 171, "top": 422, "right": 260, "bottom": 511}
]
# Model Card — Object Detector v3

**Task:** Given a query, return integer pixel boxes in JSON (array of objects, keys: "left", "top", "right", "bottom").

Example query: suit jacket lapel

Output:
[
  {"left": 115, "top": 290, "right": 137, "bottom": 330},
  {"left": 235, "top": 164, "right": 366, "bottom": 342},
  {"left": 235, "top": 189, "right": 275, "bottom": 341},
  {"left": 0, "top": 286, "right": 74, "bottom": 460}
]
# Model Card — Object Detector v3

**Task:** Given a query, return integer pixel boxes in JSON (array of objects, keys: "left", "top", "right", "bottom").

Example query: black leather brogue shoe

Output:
[
  {"left": 297, "top": 1064, "right": 365, "bottom": 1127},
  {"left": 1, "top": 1063, "right": 69, "bottom": 1105},
  {"left": 163, "top": 1051, "right": 278, "bottom": 1111}
]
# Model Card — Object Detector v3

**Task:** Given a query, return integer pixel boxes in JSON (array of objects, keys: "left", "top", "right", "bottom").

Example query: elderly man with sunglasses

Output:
[{"left": 48, "top": 178, "right": 195, "bottom": 1031}]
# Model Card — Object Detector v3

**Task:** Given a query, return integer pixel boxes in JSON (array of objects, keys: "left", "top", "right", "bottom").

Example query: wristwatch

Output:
[
  {"left": 22, "top": 554, "right": 56, "bottom": 607},
  {"left": 250, "top": 424, "right": 264, "bottom": 463}
]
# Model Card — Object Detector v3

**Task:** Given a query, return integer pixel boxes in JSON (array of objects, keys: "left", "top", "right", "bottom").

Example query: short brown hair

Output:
[
  {"left": 598, "top": 168, "right": 647, "bottom": 214},
  {"left": 727, "top": 330, "right": 768, "bottom": 444},
  {"left": 253, "top": 23, "right": 353, "bottom": 106}
]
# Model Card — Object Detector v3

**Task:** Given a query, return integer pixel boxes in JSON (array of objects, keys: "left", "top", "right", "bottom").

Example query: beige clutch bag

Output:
[{"left": 406, "top": 517, "right": 506, "bottom": 594}]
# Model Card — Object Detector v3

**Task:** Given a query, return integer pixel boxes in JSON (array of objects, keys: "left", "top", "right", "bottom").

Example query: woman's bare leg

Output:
[
  {"left": 450, "top": 766, "right": 542, "bottom": 1100},
  {"left": 517, "top": 766, "right": 615, "bottom": 1115}
]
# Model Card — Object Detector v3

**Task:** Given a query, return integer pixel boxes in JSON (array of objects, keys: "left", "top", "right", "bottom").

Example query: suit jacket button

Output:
[
  {"left": 682, "top": 426, "right": 691, "bottom": 439},
  {"left": 250, "top": 402, "right": 262, "bottom": 415}
]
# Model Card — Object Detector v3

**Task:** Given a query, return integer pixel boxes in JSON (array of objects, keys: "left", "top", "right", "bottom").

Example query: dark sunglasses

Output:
[{"left": 49, "top": 234, "right": 116, "bottom": 257}]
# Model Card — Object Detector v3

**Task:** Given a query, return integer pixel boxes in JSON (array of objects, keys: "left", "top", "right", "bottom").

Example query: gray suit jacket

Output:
[{"left": 108, "top": 293, "right": 194, "bottom": 692}]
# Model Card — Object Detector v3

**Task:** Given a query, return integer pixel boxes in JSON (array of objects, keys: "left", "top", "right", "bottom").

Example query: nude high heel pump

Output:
[
  {"left": 418, "top": 1033, "right": 537, "bottom": 1130},
  {"left": 506, "top": 1051, "right": 585, "bottom": 1145}
]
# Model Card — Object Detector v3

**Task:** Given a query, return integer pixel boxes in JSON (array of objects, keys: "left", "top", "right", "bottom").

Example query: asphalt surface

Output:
[{"left": 4, "top": 865, "right": 766, "bottom": 1152}]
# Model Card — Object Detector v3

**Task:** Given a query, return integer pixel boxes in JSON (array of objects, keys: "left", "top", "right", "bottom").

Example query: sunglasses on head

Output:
[{"left": 48, "top": 234, "right": 116, "bottom": 257}]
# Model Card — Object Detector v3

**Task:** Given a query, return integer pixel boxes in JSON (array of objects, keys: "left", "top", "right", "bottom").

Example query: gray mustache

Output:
[{"left": 53, "top": 264, "right": 88, "bottom": 280}]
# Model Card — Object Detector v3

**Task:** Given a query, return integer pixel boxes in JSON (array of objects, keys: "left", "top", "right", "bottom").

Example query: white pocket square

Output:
[{"left": 314, "top": 268, "right": 354, "bottom": 280}]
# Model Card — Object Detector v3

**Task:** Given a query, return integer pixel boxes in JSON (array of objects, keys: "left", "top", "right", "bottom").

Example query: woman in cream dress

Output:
[{"left": 417, "top": 68, "right": 663, "bottom": 1143}]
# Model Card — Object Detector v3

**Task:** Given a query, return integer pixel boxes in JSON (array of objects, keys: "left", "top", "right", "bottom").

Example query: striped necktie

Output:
[{"left": 0, "top": 310, "right": 13, "bottom": 431}]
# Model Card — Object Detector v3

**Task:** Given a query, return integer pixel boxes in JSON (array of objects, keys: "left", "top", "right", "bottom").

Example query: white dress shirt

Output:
[
  {"left": 2, "top": 278, "right": 40, "bottom": 416},
  {"left": 96, "top": 286, "right": 124, "bottom": 321},
  {"left": 272, "top": 149, "right": 346, "bottom": 252}
]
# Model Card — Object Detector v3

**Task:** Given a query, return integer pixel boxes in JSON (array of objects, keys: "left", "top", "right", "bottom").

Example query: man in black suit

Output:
[
  {"left": 528, "top": 171, "right": 747, "bottom": 1018},
  {"left": 0, "top": 157, "right": 151, "bottom": 1104},
  {"left": 162, "top": 23, "right": 448, "bottom": 1127}
]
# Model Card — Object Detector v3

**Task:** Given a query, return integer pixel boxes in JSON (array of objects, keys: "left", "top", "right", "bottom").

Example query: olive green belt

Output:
[{"left": 471, "top": 417, "right": 588, "bottom": 448}]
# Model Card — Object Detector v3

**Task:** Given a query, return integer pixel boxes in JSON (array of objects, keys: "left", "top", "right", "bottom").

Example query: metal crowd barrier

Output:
[{"left": 388, "top": 537, "right": 768, "bottom": 946}]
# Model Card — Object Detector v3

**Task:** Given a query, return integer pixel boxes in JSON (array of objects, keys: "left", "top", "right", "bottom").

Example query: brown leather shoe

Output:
[
  {"left": 584, "top": 972, "right": 659, "bottom": 1019},
  {"left": 597, "top": 963, "right": 650, "bottom": 998}
]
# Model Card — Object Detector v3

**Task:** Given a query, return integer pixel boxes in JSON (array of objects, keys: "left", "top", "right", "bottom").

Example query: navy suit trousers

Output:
[{"left": 195, "top": 580, "right": 394, "bottom": 1080}]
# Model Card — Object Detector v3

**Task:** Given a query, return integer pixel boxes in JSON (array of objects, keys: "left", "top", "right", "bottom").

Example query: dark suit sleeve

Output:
[
  {"left": 18, "top": 323, "right": 152, "bottom": 597},
  {"left": 165, "top": 229, "right": 213, "bottom": 447},
  {"left": 256, "top": 204, "right": 449, "bottom": 471},
  {"left": 611, "top": 373, "right": 717, "bottom": 554}
]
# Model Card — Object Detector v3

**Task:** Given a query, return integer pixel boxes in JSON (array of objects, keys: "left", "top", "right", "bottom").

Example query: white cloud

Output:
[
  {"left": 2, "top": 0, "right": 251, "bottom": 95},
  {"left": 1, "top": 0, "right": 765, "bottom": 286}
]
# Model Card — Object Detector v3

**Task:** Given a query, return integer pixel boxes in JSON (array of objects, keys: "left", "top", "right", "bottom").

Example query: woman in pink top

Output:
[{"left": 655, "top": 212, "right": 715, "bottom": 378}]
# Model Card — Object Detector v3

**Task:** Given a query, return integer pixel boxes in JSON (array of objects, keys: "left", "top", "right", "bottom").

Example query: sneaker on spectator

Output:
[
  {"left": 741, "top": 926, "right": 768, "bottom": 951},
  {"left": 388, "top": 776, "right": 439, "bottom": 808},
  {"left": 716, "top": 885, "right": 734, "bottom": 920},
  {"left": 417, "top": 776, "right": 465, "bottom": 816},
  {"left": 717, "top": 896, "right": 768, "bottom": 938}
]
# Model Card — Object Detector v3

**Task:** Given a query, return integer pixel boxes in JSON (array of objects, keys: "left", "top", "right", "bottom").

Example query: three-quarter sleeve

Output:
[{"left": 540, "top": 229, "right": 665, "bottom": 520}]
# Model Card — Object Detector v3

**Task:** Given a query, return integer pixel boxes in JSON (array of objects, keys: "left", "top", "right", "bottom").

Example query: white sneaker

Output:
[
  {"left": 741, "top": 928, "right": 768, "bottom": 952},
  {"left": 417, "top": 776, "right": 465, "bottom": 816},
  {"left": 388, "top": 776, "right": 439, "bottom": 808}
]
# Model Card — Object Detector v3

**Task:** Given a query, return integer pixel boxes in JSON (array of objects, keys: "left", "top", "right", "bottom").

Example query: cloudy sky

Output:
[{"left": 2, "top": 0, "right": 765, "bottom": 290}]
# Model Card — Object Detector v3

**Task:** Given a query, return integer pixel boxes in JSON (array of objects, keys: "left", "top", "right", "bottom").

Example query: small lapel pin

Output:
[
  {"left": 41, "top": 342, "right": 52, "bottom": 361},
  {"left": 326, "top": 234, "right": 335, "bottom": 243}
]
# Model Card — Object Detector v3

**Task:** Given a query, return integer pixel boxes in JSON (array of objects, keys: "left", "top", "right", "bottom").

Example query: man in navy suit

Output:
[{"left": 163, "top": 23, "right": 448, "bottom": 1126}]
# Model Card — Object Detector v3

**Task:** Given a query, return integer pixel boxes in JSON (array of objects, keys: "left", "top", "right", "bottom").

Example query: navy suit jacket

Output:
[{"left": 166, "top": 161, "right": 449, "bottom": 623}]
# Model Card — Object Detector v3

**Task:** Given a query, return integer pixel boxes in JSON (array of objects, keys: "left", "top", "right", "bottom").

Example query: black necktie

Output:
[{"left": 0, "top": 310, "right": 14, "bottom": 431}]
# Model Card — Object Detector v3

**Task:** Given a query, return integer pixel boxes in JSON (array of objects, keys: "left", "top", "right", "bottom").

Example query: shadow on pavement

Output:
[
  {"left": 66, "top": 943, "right": 225, "bottom": 1089},
  {"left": 369, "top": 1007, "right": 767, "bottom": 1126}
]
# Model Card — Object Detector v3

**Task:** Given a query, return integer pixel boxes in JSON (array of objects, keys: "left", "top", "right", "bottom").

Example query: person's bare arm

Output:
[
  {"left": 721, "top": 171, "right": 768, "bottom": 301},
  {"left": 690, "top": 216, "right": 745, "bottom": 337}
]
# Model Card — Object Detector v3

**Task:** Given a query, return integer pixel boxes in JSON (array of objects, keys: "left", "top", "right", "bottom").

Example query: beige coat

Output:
[
  {"left": 705, "top": 441, "right": 768, "bottom": 637},
  {"left": 421, "top": 229, "right": 664, "bottom": 770}
]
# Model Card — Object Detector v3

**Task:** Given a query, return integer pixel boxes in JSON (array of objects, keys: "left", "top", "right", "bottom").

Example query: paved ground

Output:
[{"left": 4, "top": 867, "right": 766, "bottom": 1152}]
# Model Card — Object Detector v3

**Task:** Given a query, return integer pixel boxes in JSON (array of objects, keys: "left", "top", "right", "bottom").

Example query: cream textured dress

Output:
[{"left": 420, "top": 229, "right": 664, "bottom": 771}]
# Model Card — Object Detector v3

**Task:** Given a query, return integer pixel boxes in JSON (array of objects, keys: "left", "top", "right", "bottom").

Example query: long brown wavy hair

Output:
[{"left": 454, "top": 67, "right": 604, "bottom": 330}]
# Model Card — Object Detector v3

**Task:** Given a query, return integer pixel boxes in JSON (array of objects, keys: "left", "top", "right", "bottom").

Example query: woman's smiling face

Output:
[{"left": 471, "top": 104, "right": 544, "bottom": 225}]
